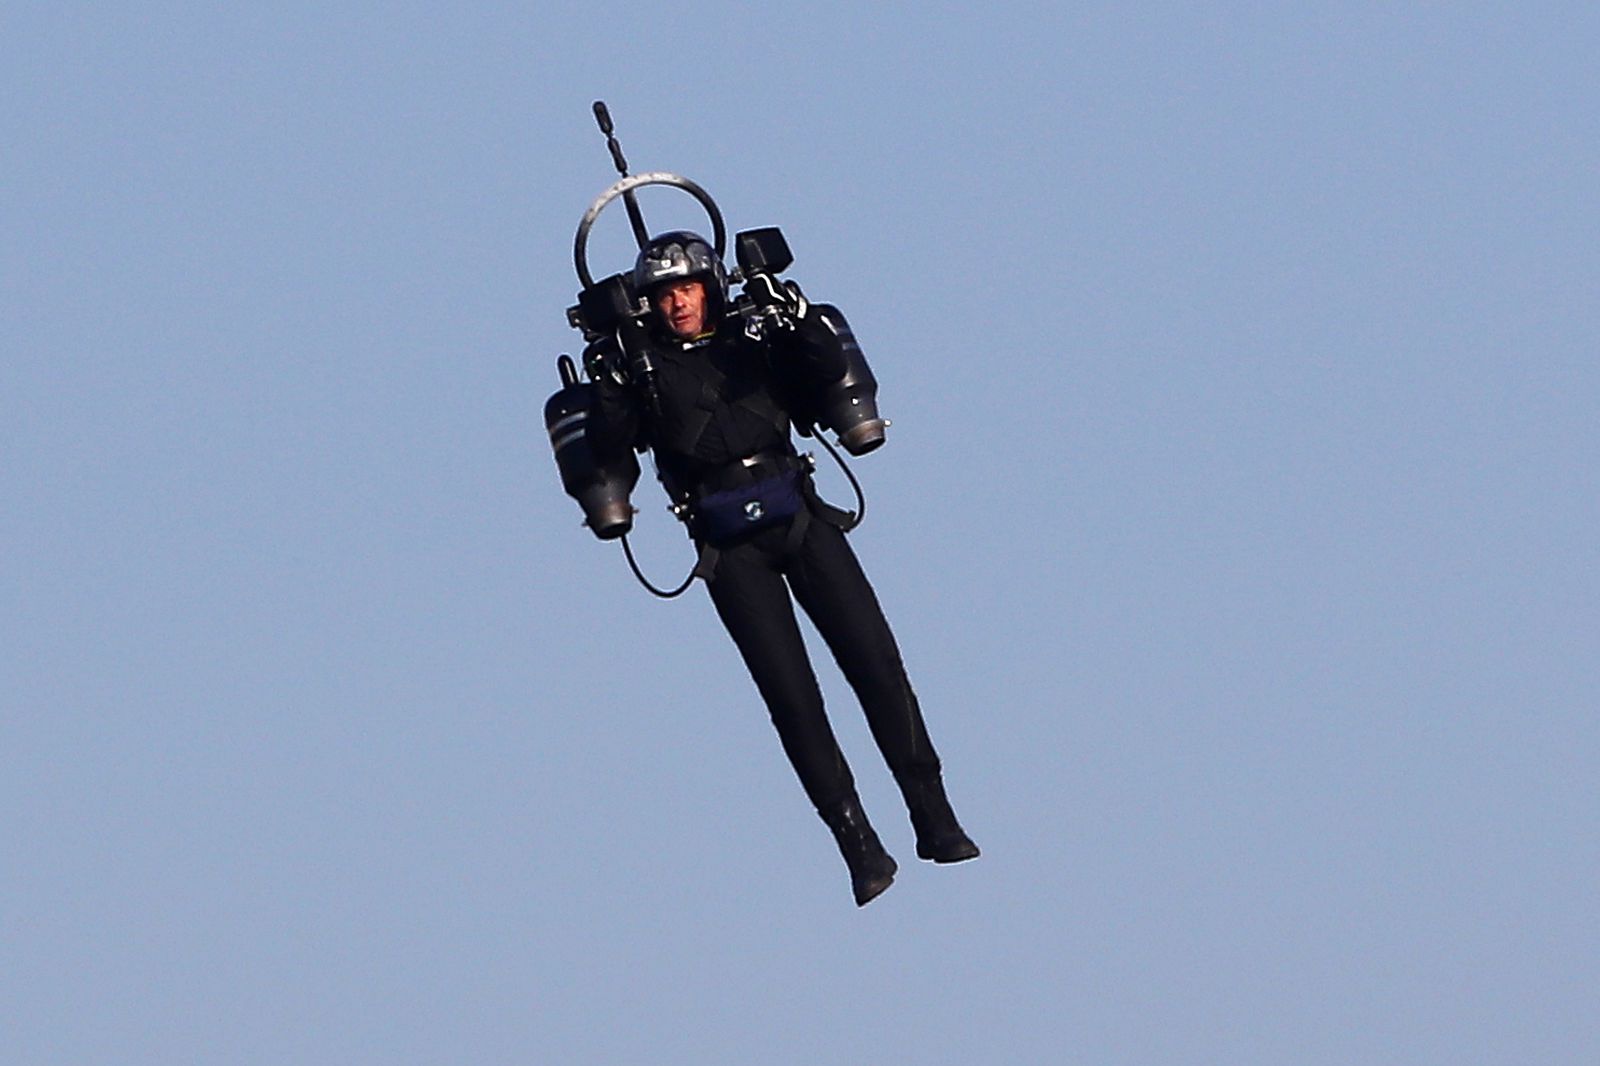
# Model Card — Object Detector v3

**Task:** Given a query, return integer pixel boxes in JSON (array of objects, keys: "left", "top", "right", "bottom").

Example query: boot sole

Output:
[
  {"left": 854, "top": 872, "right": 896, "bottom": 906},
  {"left": 917, "top": 842, "right": 980, "bottom": 864}
]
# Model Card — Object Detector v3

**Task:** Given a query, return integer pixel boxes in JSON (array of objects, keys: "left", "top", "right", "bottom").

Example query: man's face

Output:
[{"left": 653, "top": 278, "right": 709, "bottom": 338}]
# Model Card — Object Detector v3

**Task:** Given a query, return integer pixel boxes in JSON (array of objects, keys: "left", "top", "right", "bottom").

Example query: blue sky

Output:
[{"left": 5, "top": 4, "right": 1596, "bottom": 1063}]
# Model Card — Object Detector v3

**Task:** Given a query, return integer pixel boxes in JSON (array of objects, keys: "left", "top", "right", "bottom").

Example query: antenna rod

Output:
[{"left": 593, "top": 101, "right": 651, "bottom": 249}]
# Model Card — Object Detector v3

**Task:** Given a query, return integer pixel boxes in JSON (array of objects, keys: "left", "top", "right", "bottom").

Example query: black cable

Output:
[
  {"left": 813, "top": 432, "right": 867, "bottom": 531},
  {"left": 620, "top": 531, "right": 696, "bottom": 599}
]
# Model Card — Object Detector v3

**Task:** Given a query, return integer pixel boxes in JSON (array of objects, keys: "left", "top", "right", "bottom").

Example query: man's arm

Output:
[
  {"left": 747, "top": 276, "right": 848, "bottom": 386},
  {"left": 584, "top": 339, "right": 645, "bottom": 457}
]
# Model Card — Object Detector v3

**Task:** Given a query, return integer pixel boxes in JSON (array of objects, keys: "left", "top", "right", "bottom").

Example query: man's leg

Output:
[
  {"left": 786, "top": 522, "right": 979, "bottom": 863},
  {"left": 785, "top": 521, "right": 940, "bottom": 780},
  {"left": 705, "top": 535, "right": 853, "bottom": 810},
  {"left": 706, "top": 533, "right": 897, "bottom": 903}
]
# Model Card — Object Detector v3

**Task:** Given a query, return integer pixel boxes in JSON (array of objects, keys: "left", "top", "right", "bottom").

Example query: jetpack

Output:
[{"left": 544, "top": 102, "right": 887, "bottom": 592}]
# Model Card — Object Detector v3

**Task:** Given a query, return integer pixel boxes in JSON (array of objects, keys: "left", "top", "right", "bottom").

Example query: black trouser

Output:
[{"left": 704, "top": 513, "right": 941, "bottom": 811}]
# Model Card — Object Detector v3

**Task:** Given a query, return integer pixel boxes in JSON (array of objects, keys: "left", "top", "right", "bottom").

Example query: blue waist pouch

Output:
[{"left": 694, "top": 470, "right": 805, "bottom": 545}]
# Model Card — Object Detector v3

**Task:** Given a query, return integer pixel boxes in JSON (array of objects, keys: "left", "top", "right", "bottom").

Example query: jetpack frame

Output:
[{"left": 544, "top": 101, "right": 882, "bottom": 599}]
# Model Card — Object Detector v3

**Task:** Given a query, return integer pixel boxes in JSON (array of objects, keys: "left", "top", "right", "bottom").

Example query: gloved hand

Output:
[
  {"left": 743, "top": 274, "right": 809, "bottom": 325},
  {"left": 742, "top": 276, "right": 809, "bottom": 342},
  {"left": 583, "top": 338, "right": 628, "bottom": 386}
]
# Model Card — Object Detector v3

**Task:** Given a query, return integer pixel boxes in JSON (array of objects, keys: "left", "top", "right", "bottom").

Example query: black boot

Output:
[
  {"left": 819, "top": 796, "right": 897, "bottom": 906},
  {"left": 897, "top": 773, "right": 980, "bottom": 864}
]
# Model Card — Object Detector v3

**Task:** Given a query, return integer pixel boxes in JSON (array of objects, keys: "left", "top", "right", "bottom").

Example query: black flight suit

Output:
[{"left": 586, "top": 304, "right": 976, "bottom": 904}]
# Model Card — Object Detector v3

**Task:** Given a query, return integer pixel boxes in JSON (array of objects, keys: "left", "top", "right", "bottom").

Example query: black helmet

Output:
[{"left": 632, "top": 230, "right": 728, "bottom": 316}]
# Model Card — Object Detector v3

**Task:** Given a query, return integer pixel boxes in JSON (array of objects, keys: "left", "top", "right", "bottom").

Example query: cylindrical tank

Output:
[
  {"left": 812, "top": 304, "right": 886, "bottom": 455},
  {"left": 545, "top": 355, "right": 639, "bottom": 539}
]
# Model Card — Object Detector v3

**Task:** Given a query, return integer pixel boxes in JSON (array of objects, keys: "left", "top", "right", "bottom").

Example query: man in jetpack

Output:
[{"left": 582, "top": 230, "right": 978, "bottom": 906}]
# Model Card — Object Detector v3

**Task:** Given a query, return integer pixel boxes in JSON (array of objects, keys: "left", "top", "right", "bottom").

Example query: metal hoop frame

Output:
[{"left": 573, "top": 172, "right": 727, "bottom": 288}]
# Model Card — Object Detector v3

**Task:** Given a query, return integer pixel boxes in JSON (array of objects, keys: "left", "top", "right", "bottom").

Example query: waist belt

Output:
[{"left": 693, "top": 451, "right": 806, "bottom": 495}]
